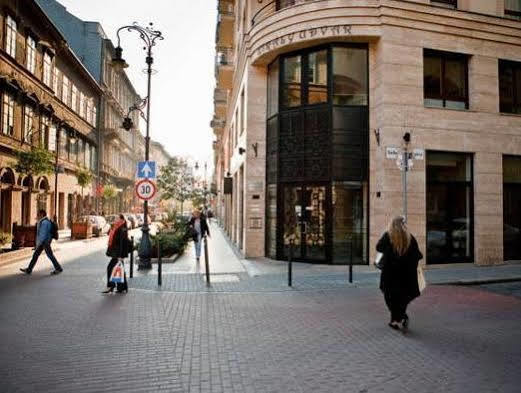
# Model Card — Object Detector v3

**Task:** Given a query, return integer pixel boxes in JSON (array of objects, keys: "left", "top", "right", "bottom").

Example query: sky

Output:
[{"left": 57, "top": 0, "right": 217, "bottom": 175}]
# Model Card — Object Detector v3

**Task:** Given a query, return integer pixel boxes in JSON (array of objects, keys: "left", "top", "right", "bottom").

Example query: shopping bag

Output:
[
  {"left": 110, "top": 260, "right": 125, "bottom": 284},
  {"left": 417, "top": 265, "right": 426, "bottom": 292}
]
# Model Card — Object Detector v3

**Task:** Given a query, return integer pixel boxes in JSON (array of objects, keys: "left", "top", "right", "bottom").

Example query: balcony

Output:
[
  {"left": 215, "top": 47, "right": 234, "bottom": 89},
  {"left": 214, "top": 88, "right": 228, "bottom": 106},
  {"left": 216, "top": 1, "right": 235, "bottom": 47}
]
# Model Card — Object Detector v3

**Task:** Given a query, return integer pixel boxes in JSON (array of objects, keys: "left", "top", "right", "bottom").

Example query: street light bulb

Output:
[{"left": 112, "top": 46, "right": 129, "bottom": 70}]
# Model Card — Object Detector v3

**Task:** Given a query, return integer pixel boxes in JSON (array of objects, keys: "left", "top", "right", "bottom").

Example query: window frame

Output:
[
  {"left": 42, "top": 51, "right": 53, "bottom": 87},
  {"left": 23, "top": 104, "right": 34, "bottom": 143},
  {"left": 505, "top": 0, "right": 521, "bottom": 19},
  {"left": 61, "top": 74, "right": 70, "bottom": 105},
  {"left": 423, "top": 49, "right": 469, "bottom": 110},
  {"left": 5, "top": 15, "right": 17, "bottom": 58},
  {"left": 499, "top": 59, "right": 521, "bottom": 115},
  {"left": 26, "top": 35, "right": 37, "bottom": 74},
  {"left": 2, "top": 92, "right": 15, "bottom": 136},
  {"left": 430, "top": 0, "right": 457, "bottom": 8}
]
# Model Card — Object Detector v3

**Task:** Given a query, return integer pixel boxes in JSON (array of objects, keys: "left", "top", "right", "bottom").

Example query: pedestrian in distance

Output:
[
  {"left": 20, "top": 209, "right": 62, "bottom": 275},
  {"left": 187, "top": 209, "right": 210, "bottom": 262},
  {"left": 102, "top": 214, "right": 130, "bottom": 294},
  {"left": 376, "top": 216, "right": 423, "bottom": 332}
]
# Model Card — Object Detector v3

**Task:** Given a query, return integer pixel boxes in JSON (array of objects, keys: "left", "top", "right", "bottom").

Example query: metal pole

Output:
[
  {"left": 288, "top": 239, "right": 293, "bottom": 287},
  {"left": 402, "top": 149, "right": 408, "bottom": 222},
  {"left": 53, "top": 125, "right": 60, "bottom": 223},
  {"left": 138, "top": 46, "right": 154, "bottom": 269},
  {"left": 204, "top": 235, "right": 210, "bottom": 286},
  {"left": 129, "top": 236, "right": 134, "bottom": 278},
  {"left": 349, "top": 235, "right": 353, "bottom": 284},
  {"left": 158, "top": 237, "right": 162, "bottom": 286}
]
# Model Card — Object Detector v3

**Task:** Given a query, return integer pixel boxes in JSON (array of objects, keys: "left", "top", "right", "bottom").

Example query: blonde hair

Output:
[{"left": 388, "top": 216, "right": 411, "bottom": 256}]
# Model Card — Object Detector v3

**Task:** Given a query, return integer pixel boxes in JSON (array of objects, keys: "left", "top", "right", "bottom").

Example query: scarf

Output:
[{"left": 108, "top": 219, "right": 126, "bottom": 248}]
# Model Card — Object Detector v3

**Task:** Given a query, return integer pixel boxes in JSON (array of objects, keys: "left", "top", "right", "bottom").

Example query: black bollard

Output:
[
  {"left": 349, "top": 235, "right": 353, "bottom": 284},
  {"left": 288, "top": 239, "right": 293, "bottom": 287},
  {"left": 129, "top": 236, "right": 134, "bottom": 278},
  {"left": 158, "top": 239, "right": 162, "bottom": 287},
  {"left": 204, "top": 235, "right": 210, "bottom": 286}
]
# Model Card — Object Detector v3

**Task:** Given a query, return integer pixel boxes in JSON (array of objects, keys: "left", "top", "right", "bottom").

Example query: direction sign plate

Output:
[
  {"left": 137, "top": 161, "right": 156, "bottom": 179},
  {"left": 135, "top": 179, "right": 157, "bottom": 201},
  {"left": 386, "top": 147, "right": 400, "bottom": 160}
]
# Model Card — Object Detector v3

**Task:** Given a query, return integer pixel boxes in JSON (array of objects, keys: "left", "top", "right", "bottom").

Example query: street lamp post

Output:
[
  {"left": 113, "top": 22, "right": 163, "bottom": 270},
  {"left": 53, "top": 121, "right": 74, "bottom": 225}
]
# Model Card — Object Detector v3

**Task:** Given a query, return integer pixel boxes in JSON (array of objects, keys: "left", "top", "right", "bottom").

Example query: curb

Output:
[{"left": 435, "top": 277, "right": 521, "bottom": 286}]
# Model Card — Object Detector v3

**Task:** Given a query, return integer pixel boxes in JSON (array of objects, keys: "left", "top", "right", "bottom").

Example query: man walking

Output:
[{"left": 20, "top": 209, "right": 62, "bottom": 275}]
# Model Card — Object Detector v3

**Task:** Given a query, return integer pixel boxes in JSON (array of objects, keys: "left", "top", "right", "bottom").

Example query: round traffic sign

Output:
[{"left": 135, "top": 179, "right": 157, "bottom": 201}]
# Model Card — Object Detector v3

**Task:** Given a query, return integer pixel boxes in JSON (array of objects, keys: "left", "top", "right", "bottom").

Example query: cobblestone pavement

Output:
[{"left": 0, "top": 236, "right": 520, "bottom": 393}]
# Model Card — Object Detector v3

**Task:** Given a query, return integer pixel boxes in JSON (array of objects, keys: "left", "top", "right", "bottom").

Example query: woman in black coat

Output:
[
  {"left": 102, "top": 214, "right": 130, "bottom": 294},
  {"left": 376, "top": 216, "right": 423, "bottom": 331},
  {"left": 187, "top": 209, "right": 210, "bottom": 262}
]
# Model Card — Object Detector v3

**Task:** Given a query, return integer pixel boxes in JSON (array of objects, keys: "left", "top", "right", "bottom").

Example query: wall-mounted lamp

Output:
[
  {"left": 251, "top": 142, "right": 258, "bottom": 157},
  {"left": 226, "top": 171, "right": 231, "bottom": 177},
  {"left": 403, "top": 131, "right": 411, "bottom": 145},
  {"left": 238, "top": 147, "right": 246, "bottom": 155},
  {"left": 374, "top": 128, "right": 380, "bottom": 146}
]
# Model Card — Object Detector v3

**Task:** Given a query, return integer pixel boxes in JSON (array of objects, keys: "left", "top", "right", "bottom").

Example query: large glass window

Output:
[
  {"left": 2, "top": 92, "right": 15, "bottom": 136},
  {"left": 62, "top": 75, "right": 70, "bottom": 105},
  {"left": 71, "top": 85, "right": 78, "bottom": 112},
  {"left": 503, "top": 156, "right": 521, "bottom": 260},
  {"left": 40, "top": 115, "right": 50, "bottom": 148},
  {"left": 307, "top": 50, "right": 328, "bottom": 105},
  {"left": 48, "top": 123, "right": 56, "bottom": 152},
  {"left": 499, "top": 60, "right": 521, "bottom": 114},
  {"left": 333, "top": 47, "right": 368, "bottom": 105},
  {"left": 282, "top": 55, "right": 301, "bottom": 108},
  {"left": 43, "top": 52, "right": 53, "bottom": 87},
  {"left": 426, "top": 152, "right": 473, "bottom": 264},
  {"left": 26, "top": 36, "right": 36, "bottom": 74},
  {"left": 5, "top": 15, "right": 17, "bottom": 58},
  {"left": 505, "top": 0, "right": 521, "bottom": 20},
  {"left": 424, "top": 49, "right": 468, "bottom": 110},
  {"left": 268, "top": 61, "right": 279, "bottom": 117},
  {"left": 59, "top": 129, "right": 67, "bottom": 159}
]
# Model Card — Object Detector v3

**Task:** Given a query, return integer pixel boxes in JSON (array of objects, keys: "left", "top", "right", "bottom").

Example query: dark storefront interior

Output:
[
  {"left": 266, "top": 44, "right": 369, "bottom": 264},
  {"left": 503, "top": 156, "right": 521, "bottom": 260},
  {"left": 426, "top": 152, "right": 473, "bottom": 264}
]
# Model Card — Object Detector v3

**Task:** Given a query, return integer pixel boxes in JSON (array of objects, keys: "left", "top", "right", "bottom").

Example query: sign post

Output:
[{"left": 135, "top": 179, "right": 157, "bottom": 201}]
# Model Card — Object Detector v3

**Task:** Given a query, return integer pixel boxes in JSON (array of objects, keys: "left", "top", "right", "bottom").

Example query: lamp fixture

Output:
[{"left": 238, "top": 147, "right": 246, "bottom": 155}]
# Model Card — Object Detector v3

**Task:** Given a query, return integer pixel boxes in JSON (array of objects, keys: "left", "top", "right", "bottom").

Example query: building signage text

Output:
[{"left": 255, "top": 25, "right": 352, "bottom": 57}]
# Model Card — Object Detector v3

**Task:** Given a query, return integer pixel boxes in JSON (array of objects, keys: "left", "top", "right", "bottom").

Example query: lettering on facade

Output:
[{"left": 255, "top": 25, "right": 352, "bottom": 57}]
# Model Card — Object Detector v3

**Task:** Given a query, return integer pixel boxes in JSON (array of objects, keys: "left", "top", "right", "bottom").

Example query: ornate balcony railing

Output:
[{"left": 216, "top": 47, "right": 235, "bottom": 67}]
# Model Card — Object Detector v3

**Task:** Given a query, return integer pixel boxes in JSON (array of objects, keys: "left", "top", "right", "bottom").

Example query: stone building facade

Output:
[
  {"left": 212, "top": 0, "right": 521, "bottom": 266},
  {"left": 37, "top": 0, "right": 143, "bottom": 215},
  {"left": 0, "top": 0, "right": 101, "bottom": 232}
]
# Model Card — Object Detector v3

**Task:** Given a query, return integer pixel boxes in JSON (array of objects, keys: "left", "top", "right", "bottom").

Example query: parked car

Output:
[{"left": 81, "top": 215, "right": 110, "bottom": 237}]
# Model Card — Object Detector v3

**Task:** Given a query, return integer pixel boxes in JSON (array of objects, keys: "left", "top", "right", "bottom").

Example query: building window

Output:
[
  {"left": 85, "top": 143, "right": 91, "bottom": 169},
  {"left": 92, "top": 105, "right": 97, "bottom": 126},
  {"left": 59, "top": 129, "right": 67, "bottom": 159},
  {"left": 267, "top": 61, "right": 279, "bottom": 117},
  {"left": 48, "top": 123, "right": 56, "bottom": 151},
  {"left": 5, "top": 15, "right": 17, "bottom": 58},
  {"left": 41, "top": 115, "right": 50, "bottom": 148},
  {"left": 240, "top": 89, "right": 245, "bottom": 135},
  {"left": 426, "top": 152, "right": 473, "bottom": 264},
  {"left": 307, "top": 50, "right": 328, "bottom": 105},
  {"left": 424, "top": 49, "right": 468, "bottom": 110},
  {"left": 53, "top": 69, "right": 61, "bottom": 96},
  {"left": 503, "top": 155, "right": 521, "bottom": 260},
  {"left": 23, "top": 105, "right": 34, "bottom": 143},
  {"left": 2, "top": 92, "right": 15, "bottom": 136},
  {"left": 43, "top": 52, "right": 53, "bottom": 87},
  {"left": 26, "top": 36, "right": 36, "bottom": 74},
  {"left": 505, "top": 0, "right": 521, "bottom": 20},
  {"left": 62, "top": 75, "right": 70, "bottom": 105},
  {"left": 333, "top": 47, "right": 368, "bottom": 106},
  {"left": 282, "top": 55, "right": 302, "bottom": 108},
  {"left": 78, "top": 138, "right": 84, "bottom": 165},
  {"left": 431, "top": 0, "right": 457, "bottom": 8},
  {"left": 79, "top": 92, "right": 86, "bottom": 118},
  {"left": 499, "top": 60, "right": 521, "bottom": 114},
  {"left": 71, "top": 85, "right": 78, "bottom": 112}
]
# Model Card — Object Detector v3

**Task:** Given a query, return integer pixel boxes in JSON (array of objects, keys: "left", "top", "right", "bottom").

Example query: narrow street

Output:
[{"left": 0, "top": 225, "right": 520, "bottom": 393}]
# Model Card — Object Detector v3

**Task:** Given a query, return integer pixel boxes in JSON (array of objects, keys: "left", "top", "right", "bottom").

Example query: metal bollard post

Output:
[
  {"left": 288, "top": 239, "right": 293, "bottom": 287},
  {"left": 158, "top": 239, "right": 162, "bottom": 286},
  {"left": 130, "top": 236, "right": 134, "bottom": 278},
  {"left": 349, "top": 235, "right": 353, "bottom": 284},
  {"left": 204, "top": 235, "right": 210, "bottom": 286}
]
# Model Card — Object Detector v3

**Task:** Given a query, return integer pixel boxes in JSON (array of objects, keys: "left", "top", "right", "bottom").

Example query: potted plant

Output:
[{"left": 71, "top": 169, "right": 94, "bottom": 239}]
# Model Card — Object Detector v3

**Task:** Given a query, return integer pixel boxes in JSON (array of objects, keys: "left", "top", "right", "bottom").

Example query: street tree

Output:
[
  {"left": 157, "top": 157, "right": 194, "bottom": 214},
  {"left": 13, "top": 147, "right": 55, "bottom": 179},
  {"left": 76, "top": 169, "right": 93, "bottom": 217}
]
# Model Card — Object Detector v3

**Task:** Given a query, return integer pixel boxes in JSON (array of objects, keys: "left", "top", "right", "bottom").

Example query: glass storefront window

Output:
[
  {"left": 282, "top": 55, "right": 301, "bottom": 108},
  {"left": 307, "top": 50, "right": 328, "bottom": 105},
  {"left": 426, "top": 152, "right": 473, "bottom": 264},
  {"left": 503, "top": 156, "right": 521, "bottom": 260},
  {"left": 266, "top": 184, "right": 278, "bottom": 259},
  {"left": 332, "top": 47, "right": 368, "bottom": 106},
  {"left": 268, "top": 61, "right": 279, "bottom": 117}
]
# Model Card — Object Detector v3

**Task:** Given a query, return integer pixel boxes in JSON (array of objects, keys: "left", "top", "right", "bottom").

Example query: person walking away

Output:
[
  {"left": 102, "top": 214, "right": 130, "bottom": 294},
  {"left": 20, "top": 210, "right": 62, "bottom": 275},
  {"left": 376, "top": 216, "right": 423, "bottom": 331},
  {"left": 188, "top": 209, "right": 210, "bottom": 262}
]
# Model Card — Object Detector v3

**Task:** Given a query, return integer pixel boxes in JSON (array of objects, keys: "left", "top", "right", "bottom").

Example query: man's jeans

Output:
[
  {"left": 27, "top": 241, "right": 62, "bottom": 273},
  {"left": 194, "top": 234, "right": 202, "bottom": 259}
]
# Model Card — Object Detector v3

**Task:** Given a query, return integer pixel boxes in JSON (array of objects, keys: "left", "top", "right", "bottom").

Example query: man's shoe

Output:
[
  {"left": 50, "top": 269, "right": 63, "bottom": 275},
  {"left": 20, "top": 268, "right": 31, "bottom": 275}
]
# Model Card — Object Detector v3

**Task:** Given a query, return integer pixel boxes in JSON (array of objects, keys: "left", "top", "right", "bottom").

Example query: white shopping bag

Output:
[
  {"left": 417, "top": 265, "right": 426, "bottom": 292},
  {"left": 110, "top": 260, "right": 125, "bottom": 284}
]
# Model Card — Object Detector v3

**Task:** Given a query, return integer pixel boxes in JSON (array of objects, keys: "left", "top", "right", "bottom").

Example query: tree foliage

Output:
[
  {"left": 191, "top": 187, "right": 211, "bottom": 209},
  {"left": 157, "top": 157, "right": 195, "bottom": 206},
  {"left": 76, "top": 169, "right": 93, "bottom": 188},
  {"left": 13, "top": 147, "right": 55, "bottom": 177},
  {"left": 103, "top": 184, "right": 118, "bottom": 200}
]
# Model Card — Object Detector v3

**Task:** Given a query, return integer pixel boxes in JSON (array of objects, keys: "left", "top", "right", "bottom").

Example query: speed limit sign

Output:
[{"left": 135, "top": 179, "right": 157, "bottom": 201}]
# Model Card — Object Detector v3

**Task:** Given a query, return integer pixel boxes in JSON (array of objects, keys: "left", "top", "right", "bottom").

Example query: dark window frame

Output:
[
  {"left": 431, "top": 0, "right": 457, "bottom": 8},
  {"left": 499, "top": 59, "right": 521, "bottom": 114},
  {"left": 423, "top": 48, "right": 469, "bottom": 110},
  {"left": 505, "top": 1, "right": 521, "bottom": 19}
]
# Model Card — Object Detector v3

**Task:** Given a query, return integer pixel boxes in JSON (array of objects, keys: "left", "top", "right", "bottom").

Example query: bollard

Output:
[
  {"left": 204, "top": 235, "right": 210, "bottom": 286},
  {"left": 349, "top": 235, "right": 353, "bottom": 284},
  {"left": 130, "top": 236, "right": 134, "bottom": 278},
  {"left": 158, "top": 239, "right": 162, "bottom": 286},
  {"left": 288, "top": 239, "right": 293, "bottom": 287}
]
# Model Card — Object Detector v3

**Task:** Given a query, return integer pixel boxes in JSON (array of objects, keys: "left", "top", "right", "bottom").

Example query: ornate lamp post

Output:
[{"left": 113, "top": 22, "right": 163, "bottom": 270}]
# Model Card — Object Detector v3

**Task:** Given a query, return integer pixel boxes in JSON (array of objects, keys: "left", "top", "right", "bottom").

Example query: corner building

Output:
[{"left": 212, "top": 0, "right": 521, "bottom": 266}]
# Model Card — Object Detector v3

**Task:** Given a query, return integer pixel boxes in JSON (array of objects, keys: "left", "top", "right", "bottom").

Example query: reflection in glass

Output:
[
  {"left": 308, "top": 50, "right": 328, "bottom": 105},
  {"left": 282, "top": 55, "right": 301, "bottom": 108},
  {"left": 444, "top": 59, "right": 466, "bottom": 100},
  {"left": 333, "top": 47, "right": 368, "bottom": 105},
  {"left": 268, "top": 61, "right": 279, "bottom": 117},
  {"left": 266, "top": 184, "right": 278, "bottom": 259},
  {"left": 283, "top": 186, "right": 302, "bottom": 259},
  {"left": 503, "top": 156, "right": 521, "bottom": 260},
  {"left": 424, "top": 56, "right": 442, "bottom": 98},
  {"left": 303, "top": 186, "right": 326, "bottom": 260}
]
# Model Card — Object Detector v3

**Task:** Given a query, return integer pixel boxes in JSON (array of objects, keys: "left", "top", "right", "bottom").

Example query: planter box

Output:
[
  {"left": 71, "top": 222, "right": 93, "bottom": 240},
  {"left": 12, "top": 223, "right": 37, "bottom": 249}
]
